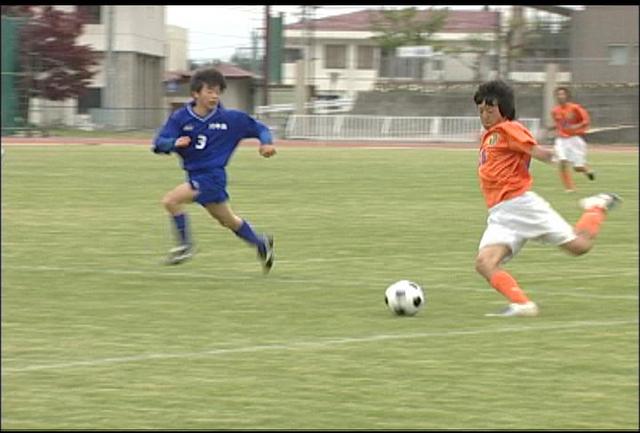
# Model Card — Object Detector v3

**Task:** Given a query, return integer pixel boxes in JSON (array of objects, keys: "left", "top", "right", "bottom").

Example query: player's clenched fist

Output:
[
  {"left": 175, "top": 136, "right": 191, "bottom": 148},
  {"left": 259, "top": 144, "right": 276, "bottom": 158}
]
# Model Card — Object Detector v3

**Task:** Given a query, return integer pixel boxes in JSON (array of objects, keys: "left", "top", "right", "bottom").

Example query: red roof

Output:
[
  {"left": 164, "top": 63, "right": 254, "bottom": 82},
  {"left": 286, "top": 9, "right": 499, "bottom": 33}
]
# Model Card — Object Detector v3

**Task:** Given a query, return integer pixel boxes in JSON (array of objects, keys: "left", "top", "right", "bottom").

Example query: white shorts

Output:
[
  {"left": 479, "top": 191, "right": 577, "bottom": 263},
  {"left": 554, "top": 135, "right": 587, "bottom": 167}
]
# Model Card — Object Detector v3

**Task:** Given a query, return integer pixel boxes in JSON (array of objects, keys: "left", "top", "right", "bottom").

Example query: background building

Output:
[
  {"left": 281, "top": 9, "right": 502, "bottom": 98},
  {"left": 570, "top": 5, "right": 639, "bottom": 83},
  {"left": 164, "top": 64, "right": 255, "bottom": 114}
]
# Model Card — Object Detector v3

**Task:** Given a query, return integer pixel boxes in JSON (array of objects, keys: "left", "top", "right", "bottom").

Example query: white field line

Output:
[
  {"left": 3, "top": 319, "right": 637, "bottom": 374},
  {"left": 3, "top": 264, "right": 638, "bottom": 300}
]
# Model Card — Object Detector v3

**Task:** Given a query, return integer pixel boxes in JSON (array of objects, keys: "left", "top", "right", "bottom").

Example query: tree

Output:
[
  {"left": 441, "top": 36, "right": 495, "bottom": 82},
  {"left": 2, "top": 6, "right": 101, "bottom": 126},
  {"left": 369, "top": 7, "right": 448, "bottom": 79},
  {"left": 369, "top": 7, "right": 448, "bottom": 53},
  {"left": 230, "top": 49, "right": 257, "bottom": 74}
]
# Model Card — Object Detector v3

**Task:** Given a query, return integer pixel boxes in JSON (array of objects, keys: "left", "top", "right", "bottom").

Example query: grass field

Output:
[{"left": 1, "top": 143, "right": 638, "bottom": 429}]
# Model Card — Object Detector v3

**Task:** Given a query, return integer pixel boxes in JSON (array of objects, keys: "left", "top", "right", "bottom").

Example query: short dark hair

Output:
[
  {"left": 190, "top": 67, "right": 227, "bottom": 93},
  {"left": 555, "top": 86, "right": 571, "bottom": 97},
  {"left": 473, "top": 80, "right": 516, "bottom": 120}
]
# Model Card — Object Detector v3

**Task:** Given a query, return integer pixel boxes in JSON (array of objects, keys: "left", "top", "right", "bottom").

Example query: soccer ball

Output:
[{"left": 384, "top": 280, "right": 425, "bottom": 316}]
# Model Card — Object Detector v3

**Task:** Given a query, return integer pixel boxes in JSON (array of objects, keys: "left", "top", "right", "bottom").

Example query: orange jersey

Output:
[
  {"left": 552, "top": 102, "right": 590, "bottom": 137},
  {"left": 478, "top": 120, "right": 537, "bottom": 209}
]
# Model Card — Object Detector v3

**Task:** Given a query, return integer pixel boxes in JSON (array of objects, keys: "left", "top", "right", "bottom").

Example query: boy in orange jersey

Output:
[
  {"left": 549, "top": 86, "right": 595, "bottom": 192},
  {"left": 473, "top": 80, "right": 621, "bottom": 317}
]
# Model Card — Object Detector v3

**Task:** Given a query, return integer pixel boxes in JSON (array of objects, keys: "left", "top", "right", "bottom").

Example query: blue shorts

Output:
[{"left": 187, "top": 169, "right": 229, "bottom": 206}]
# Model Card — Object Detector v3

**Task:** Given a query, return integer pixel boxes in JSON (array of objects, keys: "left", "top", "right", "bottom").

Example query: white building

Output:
[{"left": 282, "top": 9, "right": 501, "bottom": 98}]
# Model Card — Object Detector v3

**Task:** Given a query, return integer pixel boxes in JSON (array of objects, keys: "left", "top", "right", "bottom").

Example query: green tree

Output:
[
  {"left": 369, "top": 7, "right": 448, "bottom": 80},
  {"left": 2, "top": 6, "right": 100, "bottom": 129},
  {"left": 369, "top": 7, "right": 449, "bottom": 53}
]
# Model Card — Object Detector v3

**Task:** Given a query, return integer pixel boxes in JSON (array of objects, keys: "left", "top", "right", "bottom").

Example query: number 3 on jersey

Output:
[{"left": 195, "top": 134, "right": 207, "bottom": 150}]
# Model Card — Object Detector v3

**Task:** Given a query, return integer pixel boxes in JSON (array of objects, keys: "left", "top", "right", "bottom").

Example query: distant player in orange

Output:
[
  {"left": 474, "top": 80, "right": 621, "bottom": 317},
  {"left": 549, "top": 86, "right": 595, "bottom": 192}
]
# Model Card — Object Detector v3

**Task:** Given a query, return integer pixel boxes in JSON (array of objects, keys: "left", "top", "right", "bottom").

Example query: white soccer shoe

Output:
[
  {"left": 579, "top": 192, "right": 622, "bottom": 212},
  {"left": 485, "top": 301, "right": 539, "bottom": 317},
  {"left": 163, "top": 244, "right": 194, "bottom": 265}
]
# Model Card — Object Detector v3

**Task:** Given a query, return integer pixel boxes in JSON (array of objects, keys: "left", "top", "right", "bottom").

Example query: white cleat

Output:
[
  {"left": 579, "top": 192, "right": 622, "bottom": 212},
  {"left": 163, "top": 244, "right": 194, "bottom": 265},
  {"left": 485, "top": 301, "right": 539, "bottom": 317}
]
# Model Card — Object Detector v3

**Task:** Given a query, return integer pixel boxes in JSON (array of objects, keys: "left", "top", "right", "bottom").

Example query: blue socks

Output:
[
  {"left": 171, "top": 215, "right": 264, "bottom": 253},
  {"left": 172, "top": 213, "right": 190, "bottom": 246},
  {"left": 234, "top": 220, "right": 266, "bottom": 254}
]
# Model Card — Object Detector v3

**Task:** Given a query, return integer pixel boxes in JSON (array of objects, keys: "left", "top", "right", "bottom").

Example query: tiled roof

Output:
[
  {"left": 286, "top": 9, "right": 499, "bottom": 33},
  {"left": 164, "top": 63, "right": 254, "bottom": 82}
]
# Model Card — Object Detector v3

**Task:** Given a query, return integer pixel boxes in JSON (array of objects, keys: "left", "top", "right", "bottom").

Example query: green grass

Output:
[{"left": 1, "top": 144, "right": 638, "bottom": 429}]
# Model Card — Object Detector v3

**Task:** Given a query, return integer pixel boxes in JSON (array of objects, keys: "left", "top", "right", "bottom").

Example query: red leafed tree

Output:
[{"left": 3, "top": 6, "right": 101, "bottom": 123}]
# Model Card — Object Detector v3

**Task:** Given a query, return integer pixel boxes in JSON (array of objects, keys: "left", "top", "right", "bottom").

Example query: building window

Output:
[
  {"left": 325, "top": 44, "right": 347, "bottom": 69},
  {"left": 77, "top": 5, "right": 101, "bottom": 24},
  {"left": 284, "top": 48, "right": 303, "bottom": 63},
  {"left": 356, "top": 46, "right": 375, "bottom": 70},
  {"left": 77, "top": 88, "right": 102, "bottom": 114},
  {"left": 608, "top": 44, "right": 629, "bottom": 66}
]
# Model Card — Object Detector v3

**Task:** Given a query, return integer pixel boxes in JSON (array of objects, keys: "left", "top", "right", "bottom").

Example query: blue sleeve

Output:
[
  {"left": 242, "top": 113, "right": 273, "bottom": 145},
  {"left": 152, "top": 113, "right": 180, "bottom": 154}
]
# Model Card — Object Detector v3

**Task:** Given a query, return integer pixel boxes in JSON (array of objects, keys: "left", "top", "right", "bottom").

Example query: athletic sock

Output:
[
  {"left": 489, "top": 270, "right": 530, "bottom": 304},
  {"left": 575, "top": 207, "right": 606, "bottom": 238},
  {"left": 172, "top": 213, "right": 190, "bottom": 246},
  {"left": 234, "top": 219, "right": 266, "bottom": 254}
]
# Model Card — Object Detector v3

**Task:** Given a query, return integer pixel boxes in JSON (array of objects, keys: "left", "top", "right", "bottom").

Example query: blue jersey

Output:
[{"left": 152, "top": 101, "right": 273, "bottom": 172}]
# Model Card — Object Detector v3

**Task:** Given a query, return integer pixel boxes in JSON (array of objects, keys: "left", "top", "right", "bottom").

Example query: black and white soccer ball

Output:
[{"left": 384, "top": 280, "right": 425, "bottom": 316}]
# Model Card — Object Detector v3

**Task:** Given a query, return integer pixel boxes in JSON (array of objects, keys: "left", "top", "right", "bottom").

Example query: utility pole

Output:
[
  {"left": 105, "top": 5, "right": 115, "bottom": 124},
  {"left": 263, "top": 5, "right": 270, "bottom": 106},
  {"left": 251, "top": 30, "right": 258, "bottom": 76}
]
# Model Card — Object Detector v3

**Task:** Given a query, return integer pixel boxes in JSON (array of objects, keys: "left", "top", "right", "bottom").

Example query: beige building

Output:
[
  {"left": 30, "top": 5, "right": 171, "bottom": 129},
  {"left": 166, "top": 25, "right": 189, "bottom": 72},
  {"left": 570, "top": 5, "right": 639, "bottom": 83}
]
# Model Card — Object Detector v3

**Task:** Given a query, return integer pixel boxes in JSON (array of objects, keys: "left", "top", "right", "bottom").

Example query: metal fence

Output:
[{"left": 284, "top": 115, "right": 541, "bottom": 142}]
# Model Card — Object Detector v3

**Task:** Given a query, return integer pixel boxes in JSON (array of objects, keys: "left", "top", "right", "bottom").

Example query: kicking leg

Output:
[
  {"left": 205, "top": 201, "right": 274, "bottom": 273},
  {"left": 560, "top": 192, "right": 622, "bottom": 256},
  {"left": 574, "top": 165, "right": 595, "bottom": 181}
]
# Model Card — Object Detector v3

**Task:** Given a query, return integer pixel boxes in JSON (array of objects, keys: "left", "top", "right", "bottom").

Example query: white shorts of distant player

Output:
[
  {"left": 554, "top": 135, "right": 588, "bottom": 167},
  {"left": 479, "top": 191, "right": 577, "bottom": 263}
]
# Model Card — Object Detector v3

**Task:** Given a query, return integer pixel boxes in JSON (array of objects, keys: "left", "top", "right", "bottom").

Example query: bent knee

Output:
[
  {"left": 161, "top": 194, "right": 176, "bottom": 209},
  {"left": 475, "top": 255, "right": 497, "bottom": 276}
]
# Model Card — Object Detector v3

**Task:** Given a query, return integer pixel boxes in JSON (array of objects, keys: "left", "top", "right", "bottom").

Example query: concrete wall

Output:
[
  {"left": 571, "top": 6, "right": 639, "bottom": 83},
  {"left": 352, "top": 83, "right": 639, "bottom": 137},
  {"left": 166, "top": 25, "right": 188, "bottom": 72},
  {"left": 78, "top": 6, "right": 166, "bottom": 58}
]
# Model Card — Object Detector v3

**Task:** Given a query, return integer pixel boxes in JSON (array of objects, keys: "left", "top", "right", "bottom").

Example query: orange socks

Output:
[
  {"left": 490, "top": 270, "right": 530, "bottom": 304},
  {"left": 560, "top": 169, "right": 575, "bottom": 191},
  {"left": 575, "top": 207, "right": 606, "bottom": 238}
]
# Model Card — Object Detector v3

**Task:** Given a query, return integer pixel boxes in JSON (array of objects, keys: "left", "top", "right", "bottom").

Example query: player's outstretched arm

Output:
[{"left": 530, "top": 144, "right": 557, "bottom": 165}]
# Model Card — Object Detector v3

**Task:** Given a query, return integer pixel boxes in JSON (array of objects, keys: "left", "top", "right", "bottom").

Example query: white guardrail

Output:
[{"left": 284, "top": 115, "right": 541, "bottom": 142}]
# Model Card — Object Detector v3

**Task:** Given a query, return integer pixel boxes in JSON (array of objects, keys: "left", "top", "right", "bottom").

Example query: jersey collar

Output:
[{"left": 186, "top": 100, "right": 221, "bottom": 122}]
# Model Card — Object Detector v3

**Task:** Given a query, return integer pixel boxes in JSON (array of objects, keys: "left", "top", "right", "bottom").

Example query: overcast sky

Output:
[
  {"left": 166, "top": 5, "right": 488, "bottom": 62},
  {"left": 166, "top": 5, "right": 583, "bottom": 63}
]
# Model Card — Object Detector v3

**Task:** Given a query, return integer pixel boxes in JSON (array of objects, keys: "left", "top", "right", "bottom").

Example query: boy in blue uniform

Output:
[{"left": 152, "top": 68, "right": 276, "bottom": 272}]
